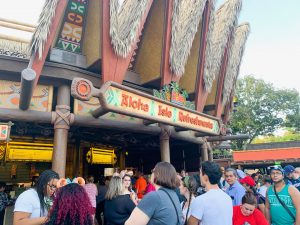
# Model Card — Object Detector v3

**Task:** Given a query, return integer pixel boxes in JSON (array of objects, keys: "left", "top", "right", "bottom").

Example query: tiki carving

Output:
[{"left": 51, "top": 105, "right": 74, "bottom": 129}]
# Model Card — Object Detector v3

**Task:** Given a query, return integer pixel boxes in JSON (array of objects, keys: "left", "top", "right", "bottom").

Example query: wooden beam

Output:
[
  {"left": 194, "top": 0, "right": 212, "bottom": 112},
  {"left": 143, "top": 120, "right": 157, "bottom": 126},
  {"left": 222, "top": 93, "right": 234, "bottom": 124},
  {"left": 101, "top": 1, "right": 153, "bottom": 84},
  {"left": 19, "top": 68, "right": 36, "bottom": 110},
  {"left": 174, "top": 127, "right": 189, "bottom": 132},
  {"left": 214, "top": 33, "right": 232, "bottom": 118},
  {"left": 18, "top": 0, "right": 68, "bottom": 110},
  {"left": 32, "top": 0, "right": 68, "bottom": 86},
  {"left": 160, "top": 0, "right": 180, "bottom": 87},
  {"left": 0, "top": 108, "right": 205, "bottom": 144}
]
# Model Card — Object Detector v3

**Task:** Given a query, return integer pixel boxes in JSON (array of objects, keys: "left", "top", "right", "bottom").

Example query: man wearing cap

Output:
[
  {"left": 265, "top": 165, "right": 300, "bottom": 225},
  {"left": 284, "top": 165, "right": 300, "bottom": 191},
  {"left": 240, "top": 176, "right": 266, "bottom": 213}
]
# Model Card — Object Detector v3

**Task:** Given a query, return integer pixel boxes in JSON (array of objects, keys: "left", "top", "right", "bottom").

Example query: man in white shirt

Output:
[{"left": 188, "top": 161, "right": 233, "bottom": 225}]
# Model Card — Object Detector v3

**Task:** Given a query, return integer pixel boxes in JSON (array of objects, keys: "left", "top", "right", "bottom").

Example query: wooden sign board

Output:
[
  {"left": 71, "top": 79, "right": 221, "bottom": 135},
  {"left": 98, "top": 82, "right": 220, "bottom": 135}
]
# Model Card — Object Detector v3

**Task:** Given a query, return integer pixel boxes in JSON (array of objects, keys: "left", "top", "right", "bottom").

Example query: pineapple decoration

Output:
[
  {"left": 162, "top": 84, "right": 171, "bottom": 101},
  {"left": 153, "top": 82, "right": 195, "bottom": 110}
]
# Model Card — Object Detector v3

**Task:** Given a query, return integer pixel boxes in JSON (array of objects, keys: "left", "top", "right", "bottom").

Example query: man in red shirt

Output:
[{"left": 135, "top": 172, "right": 147, "bottom": 199}]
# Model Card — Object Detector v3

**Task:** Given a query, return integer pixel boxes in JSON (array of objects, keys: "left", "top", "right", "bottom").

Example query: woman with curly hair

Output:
[{"left": 45, "top": 183, "right": 93, "bottom": 225}]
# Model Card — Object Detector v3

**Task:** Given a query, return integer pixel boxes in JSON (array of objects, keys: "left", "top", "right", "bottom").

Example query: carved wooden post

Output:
[
  {"left": 207, "top": 142, "right": 214, "bottom": 162},
  {"left": 51, "top": 85, "right": 74, "bottom": 177},
  {"left": 19, "top": 68, "right": 36, "bottom": 110},
  {"left": 160, "top": 124, "right": 171, "bottom": 162},
  {"left": 201, "top": 140, "right": 209, "bottom": 162}
]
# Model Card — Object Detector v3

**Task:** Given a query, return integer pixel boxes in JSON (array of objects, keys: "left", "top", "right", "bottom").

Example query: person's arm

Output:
[
  {"left": 125, "top": 207, "right": 149, "bottom": 225},
  {"left": 188, "top": 215, "right": 201, "bottom": 225},
  {"left": 13, "top": 212, "right": 46, "bottom": 225},
  {"left": 264, "top": 187, "right": 271, "bottom": 223},
  {"left": 288, "top": 185, "right": 300, "bottom": 225}
]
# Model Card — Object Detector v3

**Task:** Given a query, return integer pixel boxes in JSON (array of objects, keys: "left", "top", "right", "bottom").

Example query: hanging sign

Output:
[
  {"left": 55, "top": 0, "right": 89, "bottom": 53},
  {"left": 0, "top": 121, "right": 13, "bottom": 142},
  {"left": 71, "top": 79, "right": 221, "bottom": 135}
]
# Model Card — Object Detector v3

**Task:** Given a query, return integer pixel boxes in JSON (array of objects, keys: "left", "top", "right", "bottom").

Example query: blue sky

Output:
[
  {"left": 0, "top": 0, "right": 299, "bottom": 91},
  {"left": 217, "top": 0, "right": 300, "bottom": 91}
]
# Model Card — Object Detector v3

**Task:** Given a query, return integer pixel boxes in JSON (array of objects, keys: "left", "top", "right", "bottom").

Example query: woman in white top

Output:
[
  {"left": 179, "top": 176, "right": 199, "bottom": 225},
  {"left": 13, "top": 170, "right": 59, "bottom": 225}
]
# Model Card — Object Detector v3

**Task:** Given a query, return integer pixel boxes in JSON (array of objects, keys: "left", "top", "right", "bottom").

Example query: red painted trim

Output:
[
  {"left": 102, "top": 1, "right": 153, "bottom": 84},
  {"left": 214, "top": 35, "right": 232, "bottom": 118},
  {"left": 222, "top": 93, "right": 233, "bottom": 124},
  {"left": 195, "top": 0, "right": 211, "bottom": 112},
  {"left": 233, "top": 147, "right": 300, "bottom": 162},
  {"left": 32, "top": 0, "right": 68, "bottom": 86},
  {"left": 160, "top": 0, "right": 179, "bottom": 87}
]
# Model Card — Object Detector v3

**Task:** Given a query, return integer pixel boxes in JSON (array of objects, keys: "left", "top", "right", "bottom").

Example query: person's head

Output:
[
  {"left": 0, "top": 181, "right": 6, "bottom": 192},
  {"left": 284, "top": 165, "right": 297, "bottom": 180},
  {"left": 251, "top": 173, "right": 258, "bottom": 182},
  {"left": 151, "top": 162, "right": 177, "bottom": 189},
  {"left": 105, "top": 176, "right": 124, "bottom": 200},
  {"left": 181, "top": 170, "right": 186, "bottom": 177},
  {"left": 86, "top": 175, "right": 94, "bottom": 184},
  {"left": 200, "top": 161, "right": 222, "bottom": 187},
  {"left": 122, "top": 174, "right": 132, "bottom": 189},
  {"left": 268, "top": 165, "right": 285, "bottom": 184},
  {"left": 46, "top": 183, "right": 93, "bottom": 225},
  {"left": 225, "top": 168, "right": 238, "bottom": 185},
  {"left": 179, "top": 176, "right": 198, "bottom": 197},
  {"left": 240, "top": 191, "right": 257, "bottom": 217},
  {"left": 35, "top": 170, "right": 59, "bottom": 214},
  {"left": 262, "top": 175, "right": 272, "bottom": 186},
  {"left": 239, "top": 176, "right": 256, "bottom": 191},
  {"left": 127, "top": 170, "right": 134, "bottom": 177}
]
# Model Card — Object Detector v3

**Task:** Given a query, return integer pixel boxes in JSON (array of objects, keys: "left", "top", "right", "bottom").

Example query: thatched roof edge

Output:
[
  {"left": 29, "top": 0, "right": 60, "bottom": 59},
  {"left": 203, "top": 0, "right": 242, "bottom": 92},
  {"left": 222, "top": 23, "right": 250, "bottom": 105},
  {"left": 110, "top": 0, "right": 149, "bottom": 58},
  {"left": 169, "top": 0, "right": 207, "bottom": 77}
]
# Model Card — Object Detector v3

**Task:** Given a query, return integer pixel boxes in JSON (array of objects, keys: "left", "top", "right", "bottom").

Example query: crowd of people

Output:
[{"left": 1, "top": 162, "right": 300, "bottom": 225}]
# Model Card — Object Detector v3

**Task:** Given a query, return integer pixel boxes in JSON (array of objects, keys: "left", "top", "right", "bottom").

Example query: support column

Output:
[
  {"left": 73, "top": 139, "right": 80, "bottom": 177},
  {"left": 120, "top": 151, "right": 126, "bottom": 170},
  {"left": 207, "top": 142, "right": 214, "bottom": 162},
  {"left": 51, "top": 85, "right": 74, "bottom": 178},
  {"left": 201, "top": 142, "right": 208, "bottom": 162},
  {"left": 159, "top": 124, "right": 171, "bottom": 162}
]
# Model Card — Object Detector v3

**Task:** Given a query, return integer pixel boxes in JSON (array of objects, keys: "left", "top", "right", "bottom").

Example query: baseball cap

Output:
[
  {"left": 239, "top": 176, "right": 256, "bottom": 187},
  {"left": 283, "top": 165, "right": 295, "bottom": 175},
  {"left": 267, "top": 165, "right": 284, "bottom": 174}
]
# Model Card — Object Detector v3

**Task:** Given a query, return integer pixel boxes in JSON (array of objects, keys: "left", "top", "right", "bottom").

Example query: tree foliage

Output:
[
  {"left": 252, "top": 129, "right": 300, "bottom": 144},
  {"left": 229, "top": 75, "right": 300, "bottom": 149}
]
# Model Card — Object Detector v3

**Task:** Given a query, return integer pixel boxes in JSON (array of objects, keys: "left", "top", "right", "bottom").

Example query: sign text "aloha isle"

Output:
[{"left": 103, "top": 86, "right": 220, "bottom": 135}]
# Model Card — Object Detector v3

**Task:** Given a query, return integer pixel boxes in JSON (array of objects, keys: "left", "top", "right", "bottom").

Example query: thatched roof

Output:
[
  {"left": 30, "top": 0, "right": 60, "bottom": 59},
  {"left": 222, "top": 23, "right": 250, "bottom": 105},
  {"left": 169, "top": 0, "right": 210, "bottom": 77},
  {"left": 0, "top": 38, "right": 29, "bottom": 58},
  {"left": 203, "top": 0, "right": 242, "bottom": 92},
  {"left": 110, "top": 0, "right": 149, "bottom": 58}
]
